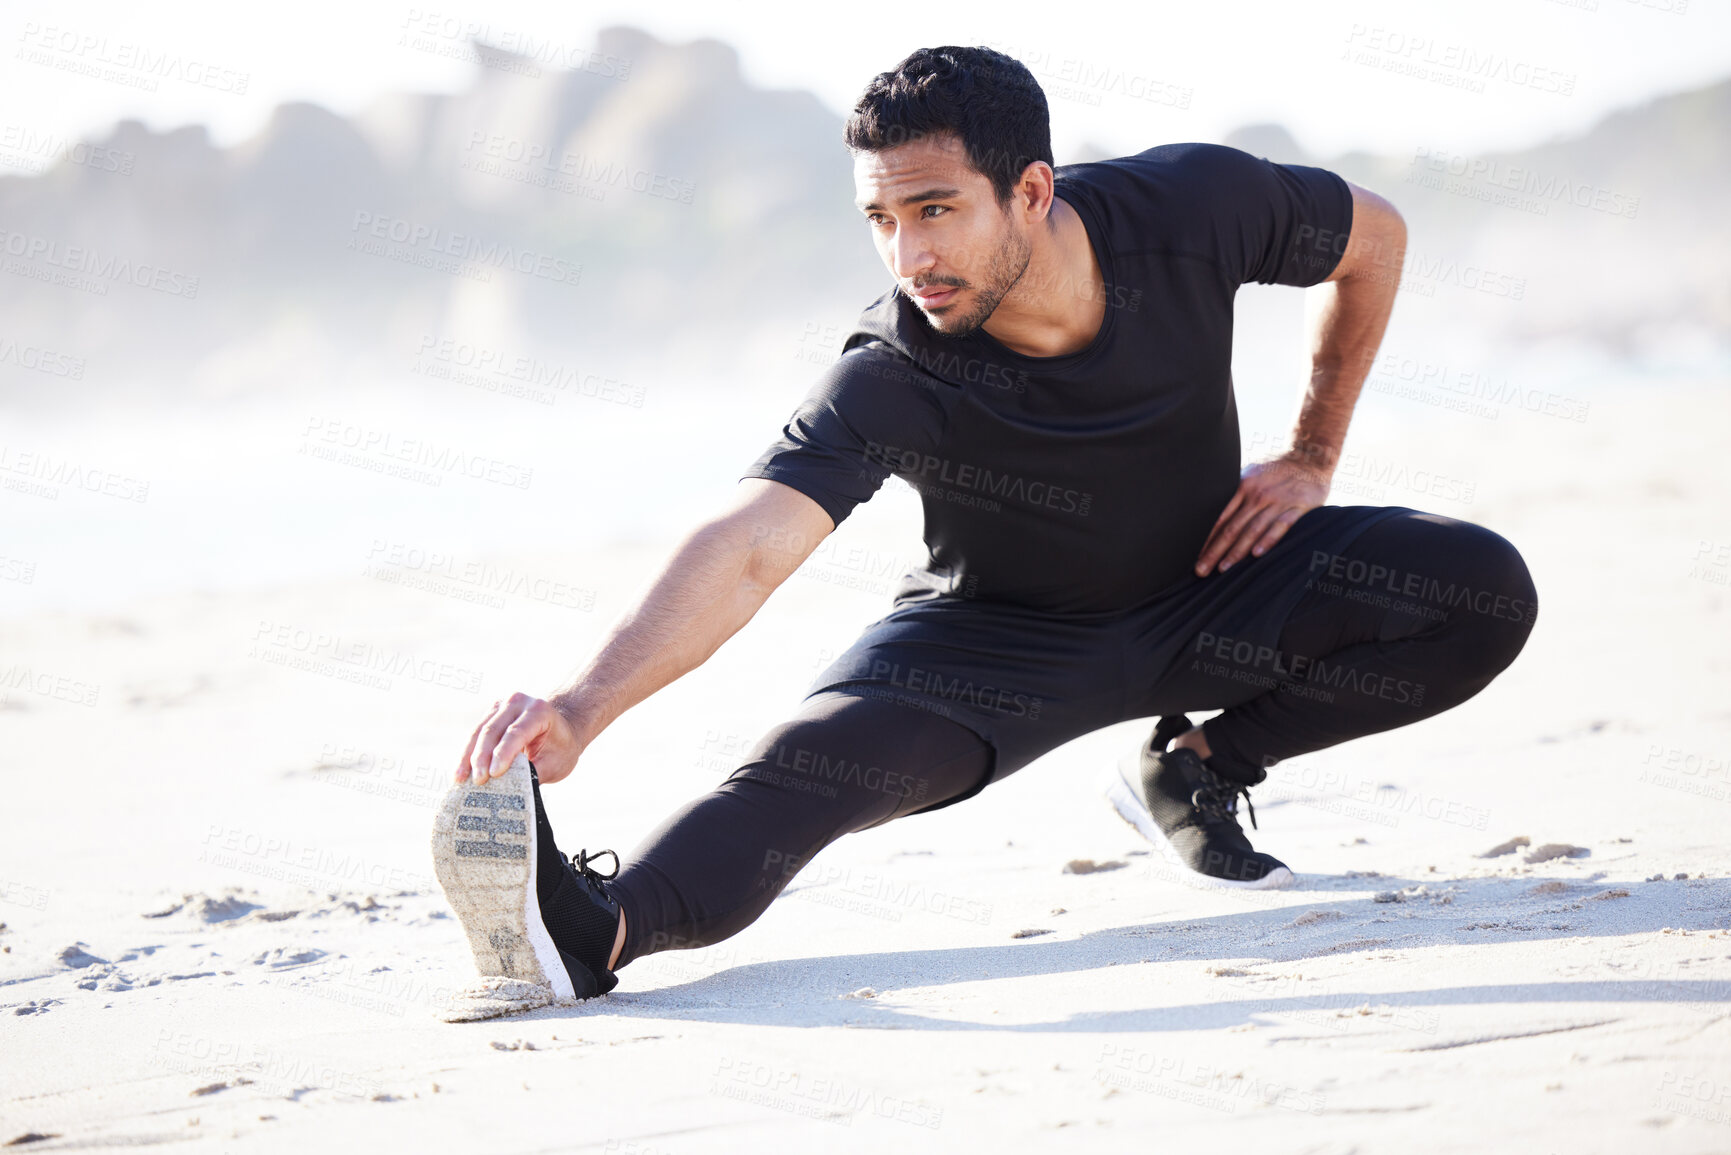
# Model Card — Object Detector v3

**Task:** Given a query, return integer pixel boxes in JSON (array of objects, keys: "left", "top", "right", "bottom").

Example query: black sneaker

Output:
[
  {"left": 1104, "top": 714, "right": 1294, "bottom": 889},
  {"left": 431, "top": 751, "right": 620, "bottom": 1020}
]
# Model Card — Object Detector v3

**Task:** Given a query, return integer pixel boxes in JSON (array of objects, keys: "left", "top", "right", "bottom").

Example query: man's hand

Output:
[
  {"left": 1194, "top": 451, "right": 1332, "bottom": 576},
  {"left": 457, "top": 691, "right": 586, "bottom": 786}
]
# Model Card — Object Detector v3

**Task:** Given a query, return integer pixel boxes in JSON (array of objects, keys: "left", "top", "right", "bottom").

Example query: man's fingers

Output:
[
  {"left": 454, "top": 714, "right": 488, "bottom": 784},
  {"left": 1196, "top": 490, "right": 1251, "bottom": 574},
  {"left": 469, "top": 698, "right": 522, "bottom": 783},
  {"left": 1219, "top": 505, "right": 1283, "bottom": 571},
  {"left": 1203, "top": 491, "right": 1271, "bottom": 573},
  {"left": 1210, "top": 485, "right": 1244, "bottom": 534},
  {"left": 488, "top": 707, "right": 549, "bottom": 780},
  {"left": 1249, "top": 508, "right": 1305, "bottom": 559}
]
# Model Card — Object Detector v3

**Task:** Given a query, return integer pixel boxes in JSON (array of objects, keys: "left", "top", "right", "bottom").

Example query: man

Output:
[{"left": 429, "top": 46, "right": 1537, "bottom": 1018}]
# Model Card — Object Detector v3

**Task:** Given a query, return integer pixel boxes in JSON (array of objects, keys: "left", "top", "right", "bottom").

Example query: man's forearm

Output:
[
  {"left": 546, "top": 520, "right": 783, "bottom": 746},
  {"left": 1290, "top": 188, "right": 1406, "bottom": 474}
]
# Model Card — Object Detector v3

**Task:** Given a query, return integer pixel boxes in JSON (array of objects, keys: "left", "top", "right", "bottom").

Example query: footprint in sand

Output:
[
  {"left": 251, "top": 947, "right": 328, "bottom": 970},
  {"left": 10, "top": 998, "right": 63, "bottom": 1016}
]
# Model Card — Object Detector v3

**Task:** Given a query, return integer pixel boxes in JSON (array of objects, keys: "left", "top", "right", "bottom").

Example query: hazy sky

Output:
[{"left": 6, "top": 0, "right": 1726, "bottom": 160}]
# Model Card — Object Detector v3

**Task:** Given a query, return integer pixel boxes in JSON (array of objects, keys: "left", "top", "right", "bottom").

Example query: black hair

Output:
[{"left": 844, "top": 46, "right": 1053, "bottom": 208}]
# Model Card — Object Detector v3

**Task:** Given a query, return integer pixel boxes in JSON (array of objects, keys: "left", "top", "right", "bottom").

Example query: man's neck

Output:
[{"left": 979, "top": 195, "right": 1106, "bottom": 359}]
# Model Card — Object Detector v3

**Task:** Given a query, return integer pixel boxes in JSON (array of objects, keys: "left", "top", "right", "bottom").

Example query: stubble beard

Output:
[{"left": 917, "top": 219, "right": 1033, "bottom": 339}]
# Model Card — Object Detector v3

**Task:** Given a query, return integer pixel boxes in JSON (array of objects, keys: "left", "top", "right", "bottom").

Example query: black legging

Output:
[
  {"left": 1183, "top": 509, "right": 1539, "bottom": 784},
  {"left": 609, "top": 510, "right": 1536, "bottom": 966}
]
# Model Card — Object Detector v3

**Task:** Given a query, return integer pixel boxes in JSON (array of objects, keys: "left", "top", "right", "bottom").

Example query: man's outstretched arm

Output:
[
  {"left": 1194, "top": 181, "right": 1407, "bottom": 575},
  {"left": 457, "top": 477, "right": 836, "bottom": 786}
]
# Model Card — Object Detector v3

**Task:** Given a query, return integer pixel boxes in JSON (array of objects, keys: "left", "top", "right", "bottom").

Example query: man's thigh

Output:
[
  {"left": 1121, "top": 504, "right": 1421, "bottom": 719},
  {"left": 804, "top": 599, "right": 1127, "bottom": 784},
  {"left": 729, "top": 688, "right": 997, "bottom": 832}
]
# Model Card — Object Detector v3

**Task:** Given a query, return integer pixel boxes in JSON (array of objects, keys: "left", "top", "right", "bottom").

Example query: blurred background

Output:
[{"left": 3, "top": 0, "right": 1727, "bottom": 618}]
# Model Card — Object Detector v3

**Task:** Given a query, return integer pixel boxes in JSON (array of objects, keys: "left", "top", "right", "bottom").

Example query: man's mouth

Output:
[{"left": 911, "top": 284, "right": 960, "bottom": 307}]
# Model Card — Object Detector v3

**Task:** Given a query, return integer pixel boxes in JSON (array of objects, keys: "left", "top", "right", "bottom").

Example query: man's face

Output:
[{"left": 853, "top": 132, "right": 1033, "bottom": 337}]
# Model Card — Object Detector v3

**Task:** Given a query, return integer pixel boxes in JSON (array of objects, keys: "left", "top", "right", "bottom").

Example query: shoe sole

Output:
[
  {"left": 1103, "top": 753, "right": 1295, "bottom": 891},
  {"left": 431, "top": 751, "right": 576, "bottom": 1009}
]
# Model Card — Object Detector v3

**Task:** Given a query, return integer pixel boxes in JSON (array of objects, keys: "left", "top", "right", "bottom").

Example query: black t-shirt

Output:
[{"left": 742, "top": 142, "right": 1354, "bottom": 616}]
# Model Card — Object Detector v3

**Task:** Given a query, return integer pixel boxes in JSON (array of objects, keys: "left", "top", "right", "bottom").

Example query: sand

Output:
[{"left": 3, "top": 377, "right": 1730, "bottom": 1152}]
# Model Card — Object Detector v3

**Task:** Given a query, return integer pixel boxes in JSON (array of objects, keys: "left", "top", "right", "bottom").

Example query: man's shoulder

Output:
[
  {"left": 1059, "top": 143, "right": 1345, "bottom": 268},
  {"left": 796, "top": 338, "right": 957, "bottom": 429},
  {"left": 1054, "top": 143, "right": 1250, "bottom": 253},
  {"left": 1060, "top": 142, "right": 1289, "bottom": 196}
]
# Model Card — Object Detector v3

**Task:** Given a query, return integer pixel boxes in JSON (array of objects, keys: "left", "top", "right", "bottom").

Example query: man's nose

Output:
[{"left": 888, "top": 228, "right": 934, "bottom": 284}]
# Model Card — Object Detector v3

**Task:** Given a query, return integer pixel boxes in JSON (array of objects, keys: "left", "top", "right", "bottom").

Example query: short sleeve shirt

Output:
[{"left": 742, "top": 143, "right": 1354, "bottom": 616}]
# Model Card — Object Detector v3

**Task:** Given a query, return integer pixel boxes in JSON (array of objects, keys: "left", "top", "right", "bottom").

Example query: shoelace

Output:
[
  {"left": 1190, "top": 766, "right": 1258, "bottom": 831},
  {"left": 570, "top": 848, "right": 619, "bottom": 886}
]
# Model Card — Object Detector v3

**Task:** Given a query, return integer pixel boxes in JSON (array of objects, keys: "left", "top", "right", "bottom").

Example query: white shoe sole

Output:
[
  {"left": 1103, "top": 751, "right": 1295, "bottom": 891},
  {"left": 431, "top": 752, "right": 575, "bottom": 1019}
]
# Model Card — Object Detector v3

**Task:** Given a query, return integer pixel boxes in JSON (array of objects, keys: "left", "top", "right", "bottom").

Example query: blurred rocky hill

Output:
[{"left": 1, "top": 25, "right": 1725, "bottom": 406}]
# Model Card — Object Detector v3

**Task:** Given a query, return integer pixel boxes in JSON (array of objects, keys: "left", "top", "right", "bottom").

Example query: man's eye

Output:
[{"left": 867, "top": 206, "right": 947, "bottom": 227}]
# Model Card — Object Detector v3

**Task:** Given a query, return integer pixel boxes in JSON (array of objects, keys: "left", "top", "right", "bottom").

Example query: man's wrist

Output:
[
  {"left": 548, "top": 687, "right": 609, "bottom": 745},
  {"left": 1285, "top": 438, "right": 1341, "bottom": 476}
]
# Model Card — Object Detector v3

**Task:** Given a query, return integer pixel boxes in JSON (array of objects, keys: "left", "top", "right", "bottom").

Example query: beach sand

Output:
[{"left": 3, "top": 377, "right": 1729, "bottom": 1152}]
